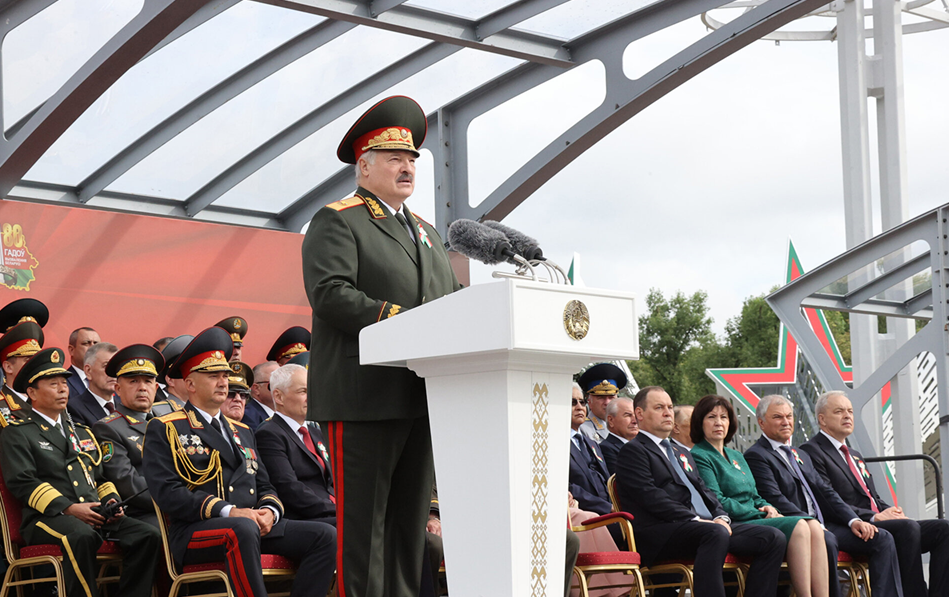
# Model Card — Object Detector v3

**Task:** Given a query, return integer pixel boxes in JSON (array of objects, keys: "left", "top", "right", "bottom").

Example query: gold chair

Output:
[
  {"left": 606, "top": 474, "right": 747, "bottom": 596},
  {"left": 570, "top": 511, "right": 646, "bottom": 597},
  {"left": 0, "top": 472, "right": 121, "bottom": 597},
  {"left": 837, "top": 551, "right": 871, "bottom": 597},
  {"left": 153, "top": 501, "right": 297, "bottom": 597}
]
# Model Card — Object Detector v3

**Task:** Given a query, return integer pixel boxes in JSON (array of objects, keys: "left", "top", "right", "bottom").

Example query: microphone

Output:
[
  {"left": 448, "top": 219, "right": 521, "bottom": 265},
  {"left": 482, "top": 221, "right": 544, "bottom": 261}
]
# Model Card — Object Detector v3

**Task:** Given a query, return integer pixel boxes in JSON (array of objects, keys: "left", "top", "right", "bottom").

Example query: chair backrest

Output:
[
  {"left": 0, "top": 462, "right": 26, "bottom": 563},
  {"left": 153, "top": 500, "right": 182, "bottom": 580},
  {"left": 606, "top": 475, "right": 637, "bottom": 552}
]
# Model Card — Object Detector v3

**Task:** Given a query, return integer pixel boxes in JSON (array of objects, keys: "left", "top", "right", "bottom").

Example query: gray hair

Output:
[
  {"left": 673, "top": 404, "right": 693, "bottom": 424},
  {"left": 252, "top": 361, "right": 279, "bottom": 380},
  {"left": 815, "top": 390, "right": 849, "bottom": 417},
  {"left": 571, "top": 382, "right": 582, "bottom": 393},
  {"left": 270, "top": 364, "right": 306, "bottom": 396},
  {"left": 84, "top": 342, "right": 117, "bottom": 368},
  {"left": 606, "top": 396, "right": 633, "bottom": 418},
  {"left": 756, "top": 394, "right": 792, "bottom": 422},
  {"left": 354, "top": 149, "right": 378, "bottom": 184}
]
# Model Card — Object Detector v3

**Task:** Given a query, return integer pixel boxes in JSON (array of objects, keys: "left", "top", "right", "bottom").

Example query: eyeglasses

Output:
[
  {"left": 226, "top": 392, "right": 248, "bottom": 401},
  {"left": 572, "top": 398, "right": 588, "bottom": 407}
]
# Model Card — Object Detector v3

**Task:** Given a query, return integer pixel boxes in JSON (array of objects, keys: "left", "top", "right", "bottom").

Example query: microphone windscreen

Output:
[
  {"left": 483, "top": 220, "right": 543, "bottom": 261},
  {"left": 448, "top": 219, "right": 510, "bottom": 265}
]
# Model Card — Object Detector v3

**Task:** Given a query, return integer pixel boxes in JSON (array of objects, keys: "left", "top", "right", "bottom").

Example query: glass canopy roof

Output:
[{"left": 2, "top": 0, "right": 942, "bottom": 233}]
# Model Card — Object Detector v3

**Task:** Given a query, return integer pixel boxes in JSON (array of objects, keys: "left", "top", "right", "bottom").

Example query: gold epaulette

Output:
[
  {"left": 158, "top": 411, "right": 188, "bottom": 423},
  {"left": 101, "top": 412, "right": 121, "bottom": 424},
  {"left": 326, "top": 196, "right": 365, "bottom": 212},
  {"left": 226, "top": 418, "right": 249, "bottom": 430}
]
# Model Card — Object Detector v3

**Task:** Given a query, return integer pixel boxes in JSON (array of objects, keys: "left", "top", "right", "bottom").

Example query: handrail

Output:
[{"left": 863, "top": 454, "right": 943, "bottom": 519}]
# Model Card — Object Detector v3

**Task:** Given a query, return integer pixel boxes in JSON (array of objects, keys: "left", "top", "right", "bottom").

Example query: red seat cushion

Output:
[
  {"left": 182, "top": 554, "right": 296, "bottom": 574},
  {"left": 20, "top": 541, "right": 120, "bottom": 559},
  {"left": 838, "top": 551, "right": 867, "bottom": 564},
  {"left": 576, "top": 552, "right": 641, "bottom": 566}
]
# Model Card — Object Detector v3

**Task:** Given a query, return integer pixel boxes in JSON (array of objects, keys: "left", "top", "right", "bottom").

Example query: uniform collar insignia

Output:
[{"left": 356, "top": 189, "right": 387, "bottom": 219}]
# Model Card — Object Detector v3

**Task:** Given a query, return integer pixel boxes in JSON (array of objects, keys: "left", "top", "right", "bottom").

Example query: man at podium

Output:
[{"left": 301, "top": 95, "right": 462, "bottom": 597}]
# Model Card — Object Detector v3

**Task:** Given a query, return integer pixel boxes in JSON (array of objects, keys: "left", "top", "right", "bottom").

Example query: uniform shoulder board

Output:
[
  {"left": 157, "top": 411, "right": 188, "bottom": 423},
  {"left": 101, "top": 412, "right": 122, "bottom": 424},
  {"left": 412, "top": 213, "right": 432, "bottom": 227},
  {"left": 74, "top": 422, "right": 91, "bottom": 430},
  {"left": 326, "top": 196, "right": 365, "bottom": 212},
  {"left": 226, "top": 417, "right": 250, "bottom": 430}
]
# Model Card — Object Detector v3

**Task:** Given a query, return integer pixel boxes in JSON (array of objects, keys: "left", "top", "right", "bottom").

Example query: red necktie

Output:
[
  {"left": 299, "top": 425, "right": 335, "bottom": 504},
  {"left": 840, "top": 445, "right": 879, "bottom": 513},
  {"left": 105, "top": 402, "right": 115, "bottom": 414}
]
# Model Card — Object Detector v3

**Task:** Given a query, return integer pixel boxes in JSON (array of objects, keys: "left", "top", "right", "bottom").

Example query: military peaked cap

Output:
[
  {"left": 107, "top": 344, "right": 164, "bottom": 379},
  {"left": 227, "top": 362, "right": 253, "bottom": 393},
  {"left": 578, "top": 362, "right": 628, "bottom": 396},
  {"left": 215, "top": 316, "right": 248, "bottom": 346},
  {"left": 0, "top": 321, "right": 44, "bottom": 363},
  {"left": 0, "top": 298, "right": 48, "bottom": 333},
  {"left": 337, "top": 95, "right": 427, "bottom": 164},
  {"left": 267, "top": 326, "right": 310, "bottom": 362},
  {"left": 169, "top": 328, "right": 232, "bottom": 379},
  {"left": 14, "top": 347, "right": 71, "bottom": 392}
]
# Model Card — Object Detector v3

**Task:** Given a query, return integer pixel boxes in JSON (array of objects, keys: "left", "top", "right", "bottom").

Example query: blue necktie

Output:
[
  {"left": 661, "top": 439, "right": 712, "bottom": 519},
  {"left": 780, "top": 445, "right": 824, "bottom": 524}
]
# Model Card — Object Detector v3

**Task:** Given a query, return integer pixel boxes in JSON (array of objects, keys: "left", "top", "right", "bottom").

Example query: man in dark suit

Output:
[
  {"left": 65, "top": 327, "right": 99, "bottom": 400},
  {"left": 744, "top": 394, "right": 903, "bottom": 597},
  {"left": 600, "top": 395, "right": 638, "bottom": 475},
  {"left": 801, "top": 390, "right": 949, "bottom": 597},
  {"left": 242, "top": 361, "right": 277, "bottom": 430},
  {"left": 569, "top": 386, "right": 612, "bottom": 515},
  {"left": 143, "top": 327, "right": 336, "bottom": 597},
  {"left": 302, "top": 95, "right": 462, "bottom": 597},
  {"left": 68, "top": 342, "right": 121, "bottom": 426},
  {"left": 615, "top": 386, "right": 785, "bottom": 597},
  {"left": 256, "top": 363, "right": 336, "bottom": 526}
]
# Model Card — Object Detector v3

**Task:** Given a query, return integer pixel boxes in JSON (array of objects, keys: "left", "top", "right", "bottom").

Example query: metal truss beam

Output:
[
  {"left": 843, "top": 252, "right": 931, "bottom": 307},
  {"left": 253, "top": 0, "right": 573, "bottom": 67},
  {"left": 0, "top": 0, "right": 215, "bottom": 201},
  {"left": 181, "top": 42, "right": 459, "bottom": 217},
  {"left": 766, "top": 204, "right": 949, "bottom": 492},
  {"left": 75, "top": 18, "right": 357, "bottom": 204},
  {"left": 429, "top": 0, "right": 824, "bottom": 234},
  {"left": 476, "top": 0, "right": 570, "bottom": 39}
]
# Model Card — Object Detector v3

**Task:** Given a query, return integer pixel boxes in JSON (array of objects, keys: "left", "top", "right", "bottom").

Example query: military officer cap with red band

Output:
[
  {"left": 0, "top": 321, "right": 45, "bottom": 363},
  {"left": 336, "top": 95, "right": 427, "bottom": 165},
  {"left": 167, "top": 327, "right": 233, "bottom": 380},
  {"left": 267, "top": 326, "right": 310, "bottom": 363},
  {"left": 0, "top": 298, "right": 49, "bottom": 333}
]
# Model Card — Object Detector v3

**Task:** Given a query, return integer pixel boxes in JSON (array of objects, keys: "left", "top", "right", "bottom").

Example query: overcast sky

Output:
[{"left": 10, "top": 0, "right": 949, "bottom": 336}]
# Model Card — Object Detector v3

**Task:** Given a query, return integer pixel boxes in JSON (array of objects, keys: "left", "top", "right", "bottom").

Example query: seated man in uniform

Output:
[
  {"left": 0, "top": 321, "right": 44, "bottom": 421},
  {"left": 215, "top": 317, "right": 247, "bottom": 363},
  {"left": 577, "top": 363, "right": 626, "bottom": 444},
  {"left": 92, "top": 344, "right": 165, "bottom": 527},
  {"left": 256, "top": 363, "right": 336, "bottom": 526},
  {"left": 143, "top": 327, "right": 335, "bottom": 597},
  {"left": 1, "top": 347, "right": 160, "bottom": 597},
  {"left": 221, "top": 362, "right": 253, "bottom": 423},
  {"left": 266, "top": 327, "right": 309, "bottom": 367},
  {"left": 151, "top": 334, "right": 193, "bottom": 417}
]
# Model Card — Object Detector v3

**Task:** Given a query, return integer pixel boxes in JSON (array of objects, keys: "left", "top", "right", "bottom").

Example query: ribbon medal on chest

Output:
[
  {"left": 679, "top": 453, "right": 693, "bottom": 473},
  {"left": 229, "top": 427, "right": 258, "bottom": 475},
  {"left": 732, "top": 459, "right": 742, "bottom": 472},
  {"left": 417, "top": 223, "right": 432, "bottom": 248},
  {"left": 791, "top": 448, "right": 805, "bottom": 466},
  {"left": 857, "top": 460, "right": 870, "bottom": 479}
]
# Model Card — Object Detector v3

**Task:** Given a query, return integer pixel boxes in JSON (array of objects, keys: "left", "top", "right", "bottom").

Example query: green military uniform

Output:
[
  {"left": 0, "top": 384, "right": 30, "bottom": 425},
  {"left": 0, "top": 320, "right": 46, "bottom": 426},
  {"left": 0, "top": 348, "right": 159, "bottom": 597},
  {"left": 92, "top": 405, "right": 154, "bottom": 526},
  {"left": 215, "top": 316, "right": 247, "bottom": 362},
  {"left": 302, "top": 95, "right": 462, "bottom": 597}
]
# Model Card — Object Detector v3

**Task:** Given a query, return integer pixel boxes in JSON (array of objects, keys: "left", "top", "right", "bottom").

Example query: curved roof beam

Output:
[
  {"left": 436, "top": 0, "right": 829, "bottom": 230},
  {"left": 254, "top": 0, "right": 573, "bottom": 67},
  {"left": 75, "top": 18, "right": 357, "bottom": 204},
  {"left": 181, "top": 42, "right": 459, "bottom": 217},
  {"left": 0, "top": 0, "right": 214, "bottom": 201}
]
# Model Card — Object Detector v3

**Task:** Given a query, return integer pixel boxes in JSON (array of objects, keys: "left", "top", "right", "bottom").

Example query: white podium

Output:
[{"left": 360, "top": 278, "right": 637, "bottom": 597}]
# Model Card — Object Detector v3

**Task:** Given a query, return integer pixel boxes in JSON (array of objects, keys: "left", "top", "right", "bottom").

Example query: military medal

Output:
[
  {"left": 417, "top": 223, "right": 432, "bottom": 248},
  {"left": 679, "top": 453, "right": 693, "bottom": 472}
]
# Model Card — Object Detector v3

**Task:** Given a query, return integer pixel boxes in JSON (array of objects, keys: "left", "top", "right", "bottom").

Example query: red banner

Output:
[{"left": 0, "top": 201, "right": 310, "bottom": 367}]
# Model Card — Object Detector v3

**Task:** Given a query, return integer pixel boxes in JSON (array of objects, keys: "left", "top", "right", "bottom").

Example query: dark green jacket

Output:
[
  {"left": 92, "top": 405, "right": 152, "bottom": 518},
  {"left": 691, "top": 439, "right": 771, "bottom": 522},
  {"left": 1, "top": 413, "right": 119, "bottom": 531},
  {"left": 302, "top": 187, "right": 461, "bottom": 421}
]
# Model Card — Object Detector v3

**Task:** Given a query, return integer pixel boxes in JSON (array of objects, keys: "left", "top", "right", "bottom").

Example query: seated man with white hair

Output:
[{"left": 255, "top": 363, "right": 337, "bottom": 526}]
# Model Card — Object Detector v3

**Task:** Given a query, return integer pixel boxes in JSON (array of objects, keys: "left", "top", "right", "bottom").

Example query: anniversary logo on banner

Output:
[{"left": 0, "top": 222, "right": 38, "bottom": 290}]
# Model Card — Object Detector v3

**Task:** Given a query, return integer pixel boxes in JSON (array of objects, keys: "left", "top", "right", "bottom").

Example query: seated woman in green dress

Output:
[{"left": 690, "top": 395, "right": 828, "bottom": 597}]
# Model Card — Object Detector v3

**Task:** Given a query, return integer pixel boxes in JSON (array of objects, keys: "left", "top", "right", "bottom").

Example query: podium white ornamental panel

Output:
[{"left": 361, "top": 278, "right": 637, "bottom": 597}]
